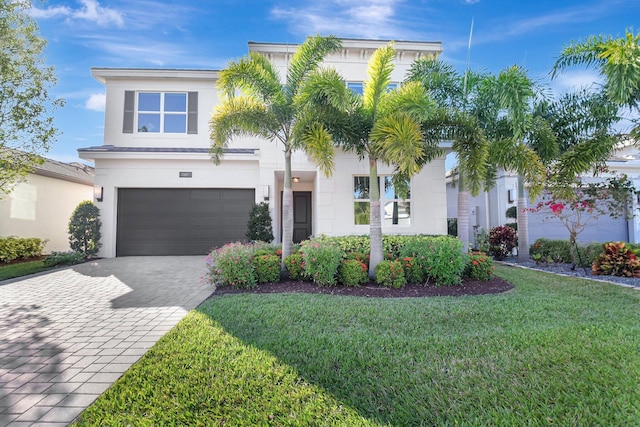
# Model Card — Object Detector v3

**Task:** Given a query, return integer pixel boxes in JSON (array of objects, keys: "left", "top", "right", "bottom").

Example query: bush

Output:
[
  {"left": 592, "top": 242, "right": 640, "bottom": 277},
  {"left": 488, "top": 226, "right": 517, "bottom": 260},
  {"left": 374, "top": 260, "right": 406, "bottom": 288},
  {"left": 284, "top": 253, "right": 305, "bottom": 280},
  {"left": 246, "top": 202, "right": 274, "bottom": 243},
  {"left": 68, "top": 201, "right": 101, "bottom": 259},
  {"left": 399, "top": 236, "right": 465, "bottom": 286},
  {"left": 206, "top": 242, "right": 257, "bottom": 288},
  {"left": 505, "top": 222, "right": 518, "bottom": 231},
  {"left": 252, "top": 254, "right": 281, "bottom": 284},
  {"left": 0, "top": 236, "right": 46, "bottom": 263},
  {"left": 345, "top": 251, "right": 369, "bottom": 269},
  {"left": 474, "top": 228, "right": 490, "bottom": 253},
  {"left": 529, "top": 239, "right": 571, "bottom": 263},
  {"left": 300, "top": 240, "right": 344, "bottom": 286},
  {"left": 337, "top": 259, "right": 368, "bottom": 287},
  {"left": 464, "top": 252, "right": 494, "bottom": 281},
  {"left": 400, "top": 256, "right": 424, "bottom": 283},
  {"left": 505, "top": 206, "right": 518, "bottom": 219},
  {"left": 44, "top": 251, "right": 85, "bottom": 267}
]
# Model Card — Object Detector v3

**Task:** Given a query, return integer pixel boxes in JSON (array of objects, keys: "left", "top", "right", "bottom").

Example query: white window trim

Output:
[{"left": 136, "top": 92, "right": 188, "bottom": 134}]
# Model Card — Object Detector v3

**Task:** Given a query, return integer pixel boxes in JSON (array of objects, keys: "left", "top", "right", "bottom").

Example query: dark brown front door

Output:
[{"left": 281, "top": 191, "right": 312, "bottom": 243}]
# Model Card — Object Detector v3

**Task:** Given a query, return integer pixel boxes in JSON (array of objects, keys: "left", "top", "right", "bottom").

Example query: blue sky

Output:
[{"left": 28, "top": 0, "right": 640, "bottom": 164}]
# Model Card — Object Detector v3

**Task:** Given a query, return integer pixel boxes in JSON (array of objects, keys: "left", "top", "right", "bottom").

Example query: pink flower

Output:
[{"left": 550, "top": 203, "right": 565, "bottom": 214}]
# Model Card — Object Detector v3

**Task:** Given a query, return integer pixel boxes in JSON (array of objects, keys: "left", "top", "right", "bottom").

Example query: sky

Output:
[{"left": 25, "top": 0, "right": 640, "bottom": 164}]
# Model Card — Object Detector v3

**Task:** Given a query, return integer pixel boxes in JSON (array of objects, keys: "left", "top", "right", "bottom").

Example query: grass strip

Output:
[{"left": 0, "top": 260, "right": 51, "bottom": 281}]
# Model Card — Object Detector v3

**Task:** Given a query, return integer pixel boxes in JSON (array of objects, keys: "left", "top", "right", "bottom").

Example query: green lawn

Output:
[
  {"left": 0, "top": 259, "right": 52, "bottom": 281},
  {"left": 74, "top": 266, "right": 640, "bottom": 426}
]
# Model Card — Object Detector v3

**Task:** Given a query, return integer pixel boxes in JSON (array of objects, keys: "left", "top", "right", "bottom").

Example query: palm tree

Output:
[
  {"left": 209, "top": 35, "right": 342, "bottom": 265},
  {"left": 299, "top": 43, "right": 440, "bottom": 277},
  {"left": 552, "top": 29, "right": 640, "bottom": 137}
]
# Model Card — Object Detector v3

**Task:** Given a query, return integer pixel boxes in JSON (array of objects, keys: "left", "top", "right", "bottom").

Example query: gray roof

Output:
[
  {"left": 35, "top": 157, "right": 94, "bottom": 186},
  {"left": 77, "top": 145, "right": 257, "bottom": 155}
]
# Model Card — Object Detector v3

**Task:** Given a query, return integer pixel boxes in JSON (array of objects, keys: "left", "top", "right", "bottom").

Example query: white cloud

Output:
[
  {"left": 551, "top": 70, "right": 603, "bottom": 93},
  {"left": 85, "top": 93, "right": 106, "bottom": 111},
  {"left": 271, "top": 0, "right": 412, "bottom": 40},
  {"left": 30, "top": 0, "right": 124, "bottom": 28}
]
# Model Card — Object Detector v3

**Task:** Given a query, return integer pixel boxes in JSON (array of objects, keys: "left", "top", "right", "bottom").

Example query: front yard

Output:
[{"left": 73, "top": 265, "right": 640, "bottom": 426}]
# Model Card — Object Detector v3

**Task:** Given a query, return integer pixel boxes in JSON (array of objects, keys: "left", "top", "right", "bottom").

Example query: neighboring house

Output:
[
  {"left": 79, "top": 38, "right": 451, "bottom": 258},
  {"left": 0, "top": 157, "right": 94, "bottom": 253},
  {"left": 446, "top": 143, "right": 640, "bottom": 246}
]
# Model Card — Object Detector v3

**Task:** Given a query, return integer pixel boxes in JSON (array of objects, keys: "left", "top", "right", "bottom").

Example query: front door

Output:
[{"left": 281, "top": 191, "right": 312, "bottom": 243}]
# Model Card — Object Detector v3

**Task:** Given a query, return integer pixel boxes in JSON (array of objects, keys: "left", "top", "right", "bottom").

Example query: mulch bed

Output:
[{"left": 212, "top": 276, "right": 514, "bottom": 298}]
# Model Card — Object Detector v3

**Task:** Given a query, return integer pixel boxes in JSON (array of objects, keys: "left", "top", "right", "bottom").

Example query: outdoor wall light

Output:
[
  {"left": 292, "top": 176, "right": 300, "bottom": 183},
  {"left": 507, "top": 189, "right": 514, "bottom": 203},
  {"left": 94, "top": 186, "right": 103, "bottom": 202},
  {"left": 262, "top": 185, "right": 270, "bottom": 201}
]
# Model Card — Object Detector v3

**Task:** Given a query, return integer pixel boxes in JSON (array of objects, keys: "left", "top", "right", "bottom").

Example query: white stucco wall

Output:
[{"left": 0, "top": 174, "right": 93, "bottom": 253}]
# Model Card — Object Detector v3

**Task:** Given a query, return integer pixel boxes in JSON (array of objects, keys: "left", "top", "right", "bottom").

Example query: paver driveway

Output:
[{"left": 0, "top": 256, "right": 213, "bottom": 426}]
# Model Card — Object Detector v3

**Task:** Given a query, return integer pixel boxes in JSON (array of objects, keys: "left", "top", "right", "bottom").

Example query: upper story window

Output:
[
  {"left": 347, "top": 82, "right": 398, "bottom": 96},
  {"left": 137, "top": 92, "right": 187, "bottom": 133},
  {"left": 123, "top": 90, "right": 198, "bottom": 135}
]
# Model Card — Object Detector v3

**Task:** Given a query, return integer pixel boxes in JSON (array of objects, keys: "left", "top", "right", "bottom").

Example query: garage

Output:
[{"left": 116, "top": 188, "right": 255, "bottom": 256}]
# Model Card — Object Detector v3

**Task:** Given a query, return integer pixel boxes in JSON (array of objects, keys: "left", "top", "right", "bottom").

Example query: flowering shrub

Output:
[
  {"left": 252, "top": 254, "right": 281, "bottom": 283},
  {"left": 345, "top": 252, "right": 369, "bottom": 269},
  {"left": 338, "top": 259, "right": 368, "bottom": 287},
  {"left": 374, "top": 260, "right": 406, "bottom": 288},
  {"left": 529, "top": 177, "right": 637, "bottom": 265},
  {"left": 401, "top": 257, "right": 424, "bottom": 283},
  {"left": 592, "top": 242, "right": 640, "bottom": 277},
  {"left": 205, "top": 242, "right": 257, "bottom": 288},
  {"left": 284, "top": 253, "right": 305, "bottom": 280},
  {"left": 399, "top": 236, "right": 465, "bottom": 286},
  {"left": 300, "top": 240, "right": 344, "bottom": 286},
  {"left": 488, "top": 226, "right": 517, "bottom": 260},
  {"left": 464, "top": 252, "right": 493, "bottom": 281}
]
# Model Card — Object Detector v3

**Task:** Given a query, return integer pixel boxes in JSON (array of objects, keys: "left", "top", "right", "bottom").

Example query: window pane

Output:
[
  {"left": 138, "top": 93, "right": 160, "bottom": 111},
  {"left": 384, "top": 201, "right": 410, "bottom": 225},
  {"left": 354, "top": 202, "right": 370, "bottom": 225},
  {"left": 384, "top": 176, "right": 410, "bottom": 199},
  {"left": 354, "top": 176, "right": 370, "bottom": 199},
  {"left": 347, "top": 82, "right": 363, "bottom": 95},
  {"left": 164, "top": 93, "right": 186, "bottom": 112},
  {"left": 164, "top": 114, "right": 187, "bottom": 133},
  {"left": 138, "top": 113, "right": 160, "bottom": 132}
]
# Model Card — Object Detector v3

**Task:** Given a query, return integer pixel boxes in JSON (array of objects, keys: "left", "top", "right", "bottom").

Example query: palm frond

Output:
[
  {"left": 493, "top": 65, "right": 536, "bottom": 139},
  {"left": 405, "top": 57, "right": 465, "bottom": 109},
  {"left": 489, "top": 139, "right": 546, "bottom": 199},
  {"left": 209, "top": 97, "right": 278, "bottom": 163},
  {"left": 295, "top": 67, "right": 351, "bottom": 111},
  {"left": 363, "top": 43, "right": 395, "bottom": 115},
  {"left": 378, "top": 81, "right": 436, "bottom": 120},
  {"left": 370, "top": 111, "right": 426, "bottom": 178},
  {"left": 298, "top": 122, "right": 335, "bottom": 177},
  {"left": 285, "top": 35, "right": 342, "bottom": 100},
  {"left": 551, "top": 34, "right": 609, "bottom": 77},
  {"left": 217, "top": 52, "right": 285, "bottom": 104}
]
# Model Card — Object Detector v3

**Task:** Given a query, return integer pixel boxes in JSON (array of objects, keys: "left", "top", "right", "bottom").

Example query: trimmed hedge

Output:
[{"left": 0, "top": 236, "right": 47, "bottom": 263}]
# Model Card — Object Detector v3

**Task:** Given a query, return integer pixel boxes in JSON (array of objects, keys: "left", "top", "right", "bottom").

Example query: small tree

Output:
[
  {"left": 246, "top": 202, "right": 274, "bottom": 243},
  {"left": 68, "top": 201, "right": 102, "bottom": 259},
  {"left": 529, "top": 176, "right": 637, "bottom": 267}
]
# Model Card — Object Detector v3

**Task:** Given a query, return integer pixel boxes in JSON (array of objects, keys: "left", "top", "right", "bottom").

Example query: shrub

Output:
[
  {"left": 529, "top": 239, "right": 571, "bottom": 263},
  {"left": 284, "top": 253, "right": 305, "bottom": 280},
  {"left": 206, "top": 242, "right": 257, "bottom": 288},
  {"left": 401, "top": 257, "right": 424, "bottom": 283},
  {"left": 337, "top": 259, "right": 368, "bottom": 287},
  {"left": 345, "top": 251, "right": 369, "bottom": 269},
  {"left": 592, "top": 242, "right": 640, "bottom": 277},
  {"left": 474, "top": 228, "right": 490, "bottom": 253},
  {"left": 464, "top": 252, "right": 494, "bottom": 281},
  {"left": 399, "top": 236, "right": 465, "bottom": 286},
  {"left": 68, "top": 201, "right": 101, "bottom": 259},
  {"left": 505, "top": 222, "right": 518, "bottom": 231},
  {"left": 246, "top": 202, "right": 274, "bottom": 243},
  {"left": 505, "top": 206, "right": 518, "bottom": 219},
  {"left": 374, "top": 260, "right": 406, "bottom": 288},
  {"left": 300, "top": 240, "right": 344, "bottom": 286},
  {"left": 488, "top": 226, "right": 517, "bottom": 260},
  {"left": 44, "top": 251, "right": 85, "bottom": 267},
  {"left": 0, "top": 237, "right": 46, "bottom": 263},
  {"left": 252, "top": 254, "right": 281, "bottom": 284},
  {"left": 581, "top": 242, "right": 606, "bottom": 268}
]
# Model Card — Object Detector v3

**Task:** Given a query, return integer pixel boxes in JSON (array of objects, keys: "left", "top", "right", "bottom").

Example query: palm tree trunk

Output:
[
  {"left": 516, "top": 174, "right": 529, "bottom": 261},
  {"left": 281, "top": 148, "right": 293, "bottom": 269},
  {"left": 369, "top": 157, "right": 383, "bottom": 278},
  {"left": 457, "top": 174, "right": 470, "bottom": 254}
]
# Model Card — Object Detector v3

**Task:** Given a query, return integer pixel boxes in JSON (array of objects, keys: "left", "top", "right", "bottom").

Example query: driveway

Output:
[{"left": 0, "top": 256, "right": 213, "bottom": 426}]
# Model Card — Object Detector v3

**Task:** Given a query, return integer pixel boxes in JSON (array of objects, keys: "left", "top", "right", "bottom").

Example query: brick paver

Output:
[{"left": 0, "top": 256, "right": 212, "bottom": 426}]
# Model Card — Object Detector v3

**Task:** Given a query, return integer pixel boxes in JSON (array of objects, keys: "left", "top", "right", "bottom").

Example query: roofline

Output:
[
  {"left": 33, "top": 167, "right": 94, "bottom": 186},
  {"left": 248, "top": 38, "right": 443, "bottom": 54},
  {"left": 91, "top": 68, "right": 219, "bottom": 84}
]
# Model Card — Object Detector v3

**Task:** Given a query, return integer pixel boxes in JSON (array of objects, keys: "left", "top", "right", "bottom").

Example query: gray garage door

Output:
[{"left": 117, "top": 188, "right": 255, "bottom": 256}]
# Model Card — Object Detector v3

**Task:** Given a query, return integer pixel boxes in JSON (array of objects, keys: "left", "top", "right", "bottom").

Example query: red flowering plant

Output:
[{"left": 529, "top": 175, "right": 637, "bottom": 267}]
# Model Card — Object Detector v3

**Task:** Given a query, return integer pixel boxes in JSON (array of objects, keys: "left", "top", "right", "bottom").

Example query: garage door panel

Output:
[{"left": 117, "top": 188, "right": 254, "bottom": 256}]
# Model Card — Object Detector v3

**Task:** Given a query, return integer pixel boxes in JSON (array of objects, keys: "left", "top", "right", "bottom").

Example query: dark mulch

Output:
[{"left": 212, "top": 275, "right": 514, "bottom": 298}]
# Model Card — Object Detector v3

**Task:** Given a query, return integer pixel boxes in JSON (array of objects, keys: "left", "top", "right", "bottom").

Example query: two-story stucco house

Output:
[{"left": 79, "top": 38, "right": 450, "bottom": 258}]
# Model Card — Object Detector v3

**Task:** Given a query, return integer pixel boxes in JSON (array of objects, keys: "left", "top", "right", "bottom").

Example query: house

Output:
[
  {"left": 446, "top": 143, "right": 640, "bottom": 246},
  {"left": 0, "top": 156, "right": 94, "bottom": 252},
  {"left": 79, "top": 38, "right": 451, "bottom": 258}
]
